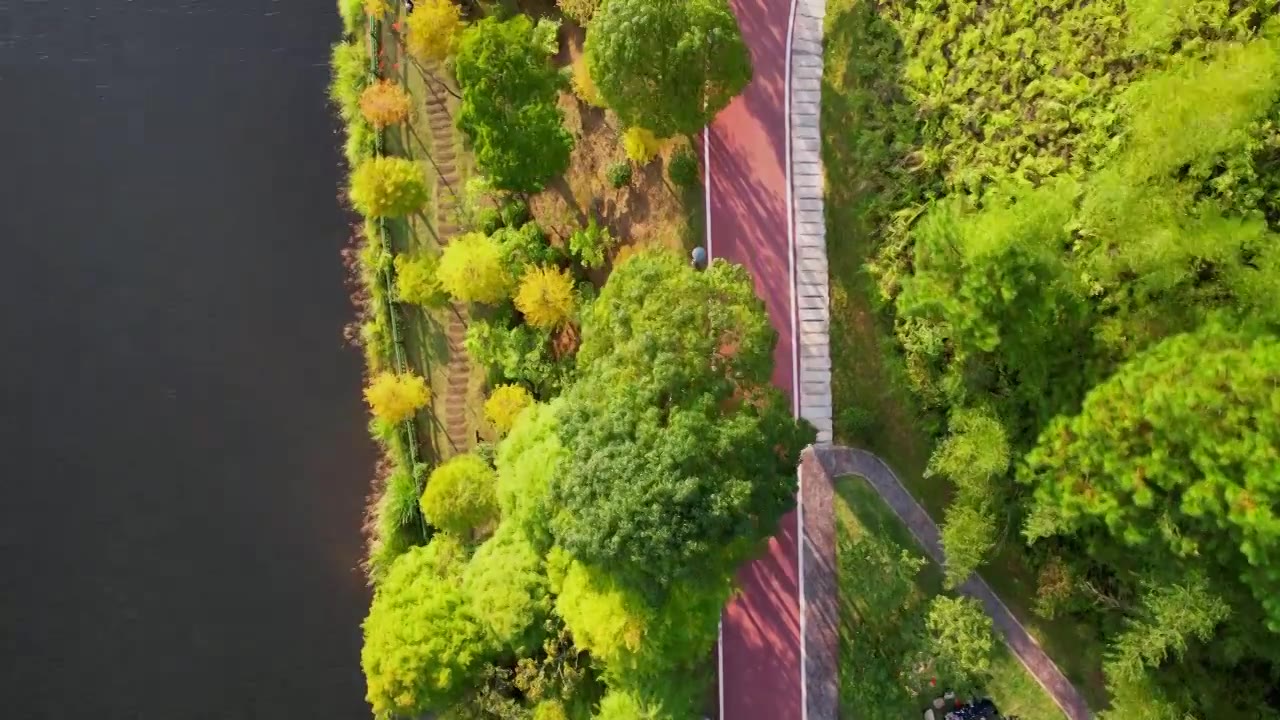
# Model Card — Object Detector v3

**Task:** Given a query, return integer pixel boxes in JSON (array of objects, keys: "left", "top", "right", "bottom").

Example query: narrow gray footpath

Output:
[{"left": 806, "top": 446, "right": 1094, "bottom": 720}]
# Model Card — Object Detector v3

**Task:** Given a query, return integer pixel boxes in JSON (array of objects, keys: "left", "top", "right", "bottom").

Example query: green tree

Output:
[
  {"left": 926, "top": 596, "right": 995, "bottom": 688},
  {"left": 1105, "top": 573, "right": 1230, "bottom": 687},
  {"left": 939, "top": 501, "right": 995, "bottom": 589},
  {"left": 349, "top": 156, "right": 430, "bottom": 218},
  {"left": 455, "top": 16, "right": 573, "bottom": 192},
  {"left": 552, "top": 250, "right": 814, "bottom": 591},
  {"left": 1021, "top": 319, "right": 1280, "bottom": 630},
  {"left": 362, "top": 537, "right": 489, "bottom": 717},
  {"left": 585, "top": 0, "right": 752, "bottom": 137},
  {"left": 420, "top": 453, "right": 500, "bottom": 538}
]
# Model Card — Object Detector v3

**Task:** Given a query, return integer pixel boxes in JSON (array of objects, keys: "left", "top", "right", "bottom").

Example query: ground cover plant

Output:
[{"left": 822, "top": 1, "right": 1280, "bottom": 715}]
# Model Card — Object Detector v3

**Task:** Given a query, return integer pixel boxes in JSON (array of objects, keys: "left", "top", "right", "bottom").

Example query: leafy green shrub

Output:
[
  {"left": 835, "top": 405, "right": 874, "bottom": 440},
  {"left": 393, "top": 253, "right": 448, "bottom": 307},
  {"left": 329, "top": 41, "right": 369, "bottom": 122},
  {"left": 495, "top": 401, "right": 564, "bottom": 549},
  {"left": 349, "top": 156, "right": 430, "bottom": 218},
  {"left": 568, "top": 217, "right": 615, "bottom": 269},
  {"left": 463, "top": 526, "right": 551, "bottom": 654},
  {"left": 666, "top": 146, "right": 698, "bottom": 187},
  {"left": 465, "top": 314, "right": 571, "bottom": 397},
  {"left": 437, "top": 232, "right": 511, "bottom": 304},
  {"left": 494, "top": 221, "right": 559, "bottom": 281},
  {"left": 475, "top": 207, "right": 502, "bottom": 234},
  {"left": 420, "top": 453, "right": 499, "bottom": 538},
  {"left": 456, "top": 16, "right": 574, "bottom": 192},
  {"left": 499, "top": 196, "right": 531, "bottom": 228},
  {"left": 606, "top": 161, "right": 632, "bottom": 188}
]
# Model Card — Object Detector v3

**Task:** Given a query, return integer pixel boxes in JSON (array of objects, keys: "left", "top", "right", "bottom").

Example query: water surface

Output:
[{"left": 0, "top": 1, "right": 372, "bottom": 716}]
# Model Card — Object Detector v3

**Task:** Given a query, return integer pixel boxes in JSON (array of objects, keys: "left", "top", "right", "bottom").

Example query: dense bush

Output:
[
  {"left": 456, "top": 16, "right": 573, "bottom": 192},
  {"left": 605, "top": 161, "right": 632, "bottom": 189},
  {"left": 359, "top": 79, "right": 412, "bottom": 128},
  {"left": 338, "top": 0, "right": 365, "bottom": 36},
  {"left": 494, "top": 401, "right": 564, "bottom": 549},
  {"left": 329, "top": 41, "right": 369, "bottom": 123},
  {"left": 465, "top": 315, "right": 570, "bottom": 397},
  {"left": 515, "top": 266, "right": 577, "bottom": 330},
  {"left": 420, "top": 453, "right": 500, "bottom": 538},
  {"left": 349, "top": 156, "right": 430, "bottom": 218},
  {"left": 464, "top": 526, "right": 551, "bottom": 654},
  {"left": 364, "top": 370, "right": 430, "bottom": 424},
  {"left": 343, "top": 116, "right": 378, "bottom": 167},
  {"left": 404, "top": 0, "right": 464, "bottom": 62},
  {"left": 567, "top": 217, "right": 614, "bottom": 269},
  {"left": 484, "top": 384, "right": 534, "bottom": 434},
  {"left": 495, "top": 222, "right": 559, "bottom": 281},
  {"left": 666, "top": 146, "right": 698, "bottom": 187},
  {"left": 586, "top": 0, "right": 751, "bottom": 137},
  {"left": 437, "top": 232, "right": 511, "bottom": 304},
  {"left": 621, "top": 127, "right": 660, "bottom": 164},
  {"left": 393, "top": 253, "right": 447, "bottom": 307}
]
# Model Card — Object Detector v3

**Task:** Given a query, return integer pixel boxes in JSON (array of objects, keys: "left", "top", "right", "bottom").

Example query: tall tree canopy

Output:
[
  {"left": 550, "top": 250, "right": 814, "bottom": 592},
  {"left": 585, "top": 0, "right": 752, "bottom": 137},
  {"left": 455, "top": 16, "right": 572, "bottom": 192},
  {"left": 1021, "top": 318, "right": 1280, "bottom": 631}
]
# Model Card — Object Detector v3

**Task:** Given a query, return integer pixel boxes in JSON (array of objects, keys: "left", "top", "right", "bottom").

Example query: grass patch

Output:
[
  {"left": 833, "top": 474, "right": 1064, "bottom": 720},
  {"left": 820, "top": 0, "right": 1109, "bottom": 706}
]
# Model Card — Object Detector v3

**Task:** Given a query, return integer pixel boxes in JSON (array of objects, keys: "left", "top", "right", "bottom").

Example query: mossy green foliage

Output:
[
  {"left": 464, "top": 526, "right": 551, "bottom": 655},
  {"left": 827, "top": 1, "right": 1280, "bottom": 714},
  {"left": 394, "top": 253, "right": 448, "bottom": 307},
  {"left": 362, "top": 537, "right": 489, "bottom": 718}
]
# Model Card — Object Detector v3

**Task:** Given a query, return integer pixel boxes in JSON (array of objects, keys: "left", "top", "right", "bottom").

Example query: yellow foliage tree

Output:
[
  {"left": 484, "top": 385, "right": 534, "bottom": 433},
  {"left": 437, "top": 232, "right": 511, "bottom": 304},
  {"left": 622, "top": 127, "right": 661, "bottom": 164},
  {"left": 405, "top": 0, "right": 464, "bottom": 62},
  {"left": 364, "top": 0, "right": 391, "bottom": 18},
  {"left": 515, "top": 265, "right": 576, "bottom": 330},
  {"left": 571, "top": 56, "right": 604, "bottom": 108},
  {"left": 359, "top": 80, "right": 413, "bottom": 128},
  {"left": 364, "top": 371, "right": 430, "bottom": 424}
]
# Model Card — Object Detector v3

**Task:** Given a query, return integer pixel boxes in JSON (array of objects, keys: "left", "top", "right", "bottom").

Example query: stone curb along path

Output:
[
  {"left": 785, "top": 2, "right": 1092, "bottom": 717},
  {"left": 798, "top": 443, "right": 1090, "bottom": 717}
]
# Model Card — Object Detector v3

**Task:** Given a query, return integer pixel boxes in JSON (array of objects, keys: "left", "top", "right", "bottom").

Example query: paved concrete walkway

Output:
[{"left": 805, "top": 445, "right": 1094, "bottom": 720}]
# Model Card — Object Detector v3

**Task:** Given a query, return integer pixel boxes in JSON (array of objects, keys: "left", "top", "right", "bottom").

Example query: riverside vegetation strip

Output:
[
  {"left": 330, "top": 0, "right": 823, "bottom": 718},
  {"left": 823, "top": 0, "right": 1280, "bottom": 716}
]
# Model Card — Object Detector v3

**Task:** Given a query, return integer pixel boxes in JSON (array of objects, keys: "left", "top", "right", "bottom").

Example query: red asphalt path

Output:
[{"left": 705, "top": 0, "right": 801, "bottom": 718}]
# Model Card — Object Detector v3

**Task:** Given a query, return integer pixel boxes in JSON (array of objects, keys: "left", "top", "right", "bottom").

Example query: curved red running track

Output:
[{"left": 705, "top": 0, "right": 801, "bottom": 717}]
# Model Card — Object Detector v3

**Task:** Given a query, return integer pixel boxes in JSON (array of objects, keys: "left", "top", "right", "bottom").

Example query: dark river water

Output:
[{"left": 0, "top": 1, "right": 373, "bottom": 717}]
